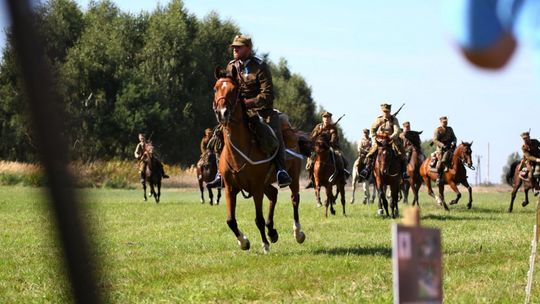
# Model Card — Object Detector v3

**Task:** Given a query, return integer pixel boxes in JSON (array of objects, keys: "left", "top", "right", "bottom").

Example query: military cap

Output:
[
  {"left": 439, "top": 116, "right": 448, "bottom": 122},
  {"left": 363, "top": 128, "right": 369, "bottom": 133},
  {"left": 402, "top": 121, "right": 410, "bottom": 127},
  {"left": 322, "top": 111, "right": 333, "bottom": 118},
  {"left": 230, "top": 35, "right": 252, "bottom": 48},
  {"left": 521, "top": 132, "right": 530, "bottom": 139},
  {"left": 380, "top": 103, "right": 391, "bottom": 112}
]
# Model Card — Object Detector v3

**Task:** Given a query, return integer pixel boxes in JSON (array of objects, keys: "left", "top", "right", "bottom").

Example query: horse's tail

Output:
[{"left": 506, "top": 160, "right": 520, "bottom": 186}]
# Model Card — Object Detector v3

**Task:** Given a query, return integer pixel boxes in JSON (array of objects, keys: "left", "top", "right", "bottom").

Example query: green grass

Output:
[{"left": 0, "top": 185, "right": 538, "bottom": 303}]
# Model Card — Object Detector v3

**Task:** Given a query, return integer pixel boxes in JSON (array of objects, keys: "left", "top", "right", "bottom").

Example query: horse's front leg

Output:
[
  {"left": 447, "top": 181, "right": 461, "bottom": 206},
  {"left": 339, "top": 183, "right": 346, "bottom": 216},
  {"left": 156, "top": 180, "right": 161, "bottom": 203},
  {"left": 253, "top": 191, "right": 270, "bottom": 254},
  {"left": 198, "top": 178, "right": 205, "bottom": 204},
  {"left": 328, "top": 185, "right": 336, "bottom": 216},
  {"left": 461, "top": 179, "right": 473, "bottom": 209},
  {"left": 264, "top": 185, "right": 279, "bottom": 243},
  {"left": 225, "top": 187, "right": 250, "bottom": 250},
  {"left": 391, "top": 183, "right": 400, "bottom": 218},
  {"left": 315, "top": 185, "right": 322, "bottom": 208},
  {"left": 290, "top": 188, "right": 305, "bottom": 243},
  {"left": 378, "top": 185, "right": 388, "bottom": 217},
  {"left": 436, "top": 183, "right": 450, "bottom": 211},
  {"left": 207, "top": 185, "right": 214, "bottom": 206},
  {"left": 142, "top": 180, "right": 147, "bottom": 201},
  {"left": 412, "top": 180, "right": 421, "bottom": 208},
  {"left": 350, "top": 174, "right": 357, "bottom": 204},
  {"left": 216, "top": 188, "right": 221, "bottom": 205}
]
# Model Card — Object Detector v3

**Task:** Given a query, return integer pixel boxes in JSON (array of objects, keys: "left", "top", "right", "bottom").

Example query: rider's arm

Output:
[
  {"left": 389, "top": 117, "right": 400, "bottom": 140},
  {"left": 245, "top": 61, "right": 274, "bottom": 109},
  {"left": 134, "top": 143, "right": 143, "bottom": 159},
  {"left": 370, "top": 119, "right": 380, "bottom": 138},
  {"left": 433, "top": 129, "right": 444, "bottom": 149}
]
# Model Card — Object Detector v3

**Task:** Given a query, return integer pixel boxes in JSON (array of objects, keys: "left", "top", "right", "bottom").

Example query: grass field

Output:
[{"left": 0, "top": 185, "right": 538, "bottom": 303}]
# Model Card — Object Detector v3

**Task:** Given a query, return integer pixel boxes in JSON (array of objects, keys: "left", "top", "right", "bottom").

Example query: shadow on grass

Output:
[
  {"left": 421, "top": 214, "right": 497, "bottom": 221},
  {"left": 313, "top": 245, "right": 391, "bottom": 257}
]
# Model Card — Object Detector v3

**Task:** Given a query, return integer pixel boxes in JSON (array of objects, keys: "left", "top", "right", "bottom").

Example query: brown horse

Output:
[
  {"left": 373, "top": 134, "right": 402, "bottom": 218},
  {"left": 312, "top": 133, "right": 346, "bottom": 218},
  {"left": 507, "top": 159, "right": 533, "bottom": 212},
  {"left": 213, "top": 67, "right": 306, "bottom": 253},
  {"left": 196, "top": 150, "right": 221, "bottom": 205},
  {"left": 420, "top": 142, "right": 474, "bottom": 210},
  {"left": 402, "top": 131, "right": 425, "bottom": 207},
  {"left": 142, "top": 142, "right": 162, "bottom": 203}
]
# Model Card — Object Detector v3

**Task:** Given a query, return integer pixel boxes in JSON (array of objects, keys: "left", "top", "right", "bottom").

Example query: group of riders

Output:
[{"left": 134, "top": 34, "right": 540, "bottom": 193}]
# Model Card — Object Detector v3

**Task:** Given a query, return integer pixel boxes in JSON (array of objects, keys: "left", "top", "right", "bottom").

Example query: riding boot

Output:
[
  {"left": 401, "top": 158, "right": 409, "bottom": 179},
  {"left": 360, "top": 157, "right": 373, "bottom": 179},
  {"left": 436, "top": 163, "right": 444, "bottom": 185},
  {"left": 305, "top": 174, "right": 314, "bottom": 189},
  {"left": 158, "top": 161, "right": 169, "bottom": 179},
  {"left": 265, "top": 110, "right": 292, "bottom": 188},
  {"left": 206, "top": 173, "right": 223, "bottom": 189}
]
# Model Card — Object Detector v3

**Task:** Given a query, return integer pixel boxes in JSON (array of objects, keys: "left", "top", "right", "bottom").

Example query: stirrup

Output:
[
  {"left": 207, "top": 174, "right": 223, "bottom": 188},
  {"left": 277, "top": 170, "right": 292, "bottom": 188},
  {"left": 305, "top": 180, "right": 314, "bottom": 189},
  {"left": 328, "top": 173, "right": 336, "bottom": 183},
  {"left": 359, "top": 168, "right": 369, "bottom": 179}
]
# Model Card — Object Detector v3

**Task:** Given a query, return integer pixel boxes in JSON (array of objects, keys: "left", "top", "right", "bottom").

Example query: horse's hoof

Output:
[
  {"left": 350, "top": 199, "right": 355, "bottom": 205},
  {"left": 377, "top": 209, "right": 384, "bottom": 216},
  {"left": 200, "top": 199, "right": 204, "bottom": 204},
  {"left": 262, "top": 242, "right": 270, "bottom": 254},
  {"left": 237, "top": 234, "right": 250, "bottom": 250},
  {"left": 508, "top": 208, "right": 513, "bottom": 213},
  {"left": 467, "top": 203, "right": 472, "bottom": 209},
  {"left": 443, "top": 204, "right": 450, "bottom": 211},
  {"left": 522, "top": 201, "right": 529, "bottom": 207},
  {"left": 330, "top": 208, "right": 336, "bottom": 215},
  {"left": 268, "top": 229, "right": 279, "bottom": 243},
  {"left": 317, "top": 203, "right": 322, "bottom": 208}
]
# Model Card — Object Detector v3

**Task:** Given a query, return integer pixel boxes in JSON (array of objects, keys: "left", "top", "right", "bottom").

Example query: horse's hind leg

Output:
[
  {"left": 448, "top": 181, "right": 461, "bottom": 206},
  {"left": 142, "top": 181, "right": 147, "bottom": 201},
  {"left": 157, "top": 181, "right": 161, "bottom": 203},
  {"left": 216, "top": 188, "right": 221, "bottom": 205},
  {"left": 461, "top": 179, "right": 472, "bottom": 209},
  {"left": 264, "top": 185, "right": 279, "bottom": 243},
  {"left": 291, "top": 189, "right": 305, "bottom": 243},
  {"left": 340, "top": 183, "right": 346, "bottom": 216},
  {"left": 350, "top": 174, "right": 357, "bottom": 204}
]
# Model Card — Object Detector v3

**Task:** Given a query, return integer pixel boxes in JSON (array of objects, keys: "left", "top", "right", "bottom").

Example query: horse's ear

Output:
[
  {"left": 418, "top": 130, "right": 423, "bottom": 135},
  {"left": 214, "top": 67, "right": 226, "bottom": 79},
  {"left": 230, "top": 64, "right": 238, "bottom": 81},
  {"left": 470, "top": 141, "right": 473, "bottom": 146},
  {"left": 461, "top": 140, "right": 464, "bottom": 145}
]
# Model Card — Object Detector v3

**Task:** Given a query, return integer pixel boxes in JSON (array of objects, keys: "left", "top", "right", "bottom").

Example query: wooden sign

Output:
[{"left": 392, "top": 221, "right": 442, "bottom": 304}]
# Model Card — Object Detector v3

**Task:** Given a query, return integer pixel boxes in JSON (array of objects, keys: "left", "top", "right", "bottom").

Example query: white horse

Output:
[{"left": 350, "top": 157, "right": 377, "bottom": 204}]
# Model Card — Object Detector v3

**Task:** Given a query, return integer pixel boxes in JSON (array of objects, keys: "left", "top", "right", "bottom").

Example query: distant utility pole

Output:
[
  {"left": 475, "top": 155, "right": 482, "bottom": 186},
  {"left": 487, "top": 143, "right": 490, "bottom": 184}
]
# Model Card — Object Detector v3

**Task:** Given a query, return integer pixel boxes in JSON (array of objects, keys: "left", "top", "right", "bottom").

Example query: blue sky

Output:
[{"left": 1, "top": 0, "right": 539, "bottom": 184}]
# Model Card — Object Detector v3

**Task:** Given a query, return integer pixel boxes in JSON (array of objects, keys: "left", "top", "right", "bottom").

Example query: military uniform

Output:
[
  {"left": 358, "top": 133, "right": 372, "bottom": 157},
  {"left": 306, "top": 111, "right": 341, "bottom": 172},
  {"left": 200, "top": 129, "right": 213, "bottom": 155},
  {"left": 360, "top": 103, "right": 408, "bottom": 179},
  {"left": 433, "top": 124, "right": 456, "bottom": 167},
  {"left": 208, "top": 34, "right": 290, "bottom": 188}
]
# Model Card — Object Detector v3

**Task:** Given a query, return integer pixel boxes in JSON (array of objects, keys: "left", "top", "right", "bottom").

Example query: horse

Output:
[
  {"left": 506, "top": 159, "right": 533, "bottom": 212},
  {"left": 213, "top": 67, "right": 307, "bottom": 253},
  {"left": 312, "top": 133, "right": 347, "bottom": 218},
  {"left": 141, "top": 142, "right": 162, "bottom": 203},
  {"left": 419, "top": 142, "right": 474, "bottom": 210},
  {"left": 196, "top": 150, "right": 221, "bottom": 205},
  {"left": 373, "top": 134, "right": 402, "bottom": 218},
  {"left": 350, "top": 155, "right": 376, "bottom": 204},
  {"left": 402, "top": 131, "right": 425, "bottom": 207}
]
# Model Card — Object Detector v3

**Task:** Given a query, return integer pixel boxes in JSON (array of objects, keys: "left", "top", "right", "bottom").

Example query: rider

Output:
[
  {"left": 519, "top": 132, "right": 540, "bottom": 190},
  {"left": 431, "top": 116, "right": 457, "bottom": 185},
  {"left": 305, "top": 111, "right": 350, "bottom": 188},
  {"left": 208, "top": 34, "right": 292, "bottom": 188},
  {"left": 200, "top": 128, "right": 213, "bottom": 155},
  {"left": 400, "top": 121, "right": 412, "bottom": 162},
  {"left": 134, "top": 133, "right": 169, "bottom": 184},
  {"left": 358, "top": 128, "right": 372, "bottom": 159},
  {"left": 360, "top": 103, "right": 409, "bottom": 179}
]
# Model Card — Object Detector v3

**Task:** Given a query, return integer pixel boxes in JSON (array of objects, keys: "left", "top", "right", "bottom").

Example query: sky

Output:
[{"left": 1, "top": 0, "right": 539, "bottom": 184}]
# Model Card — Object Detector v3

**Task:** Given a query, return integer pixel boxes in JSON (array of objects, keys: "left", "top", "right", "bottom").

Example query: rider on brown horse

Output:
[
  {"left": 200, "top": 128, "right": 213, "bottom": 155},
  {"left": 519, "top": 131, "right": 540, "bottom": 191},
  {"left": 430, "top": 116, "right": 457, "bottom": 185},
  {"left": 361, "top": 103, "right": 409, "bottom": 179},
  {"left": 134, "top": 133, "right": 169, "bottom": 184},
  {"left": 305, "top": 111, "right": 350, "bottom": 188},
  {"left": 357, "top": 128, "right": 372, "bottom": 166},
  {"left": 207, "top": 35, "right": 292, "bottom": 188},
  {"left": 400, "top": 121, "right": 412, "bottom": 161}
]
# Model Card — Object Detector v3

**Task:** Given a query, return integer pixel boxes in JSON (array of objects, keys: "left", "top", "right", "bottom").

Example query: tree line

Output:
[{"left": 0, "top": 0, "right": 356, "bottom": 166}]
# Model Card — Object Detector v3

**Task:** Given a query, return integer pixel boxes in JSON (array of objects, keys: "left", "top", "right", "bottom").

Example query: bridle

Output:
[{"left": 213, "top": 77, "right": 240, "bottom": 125}]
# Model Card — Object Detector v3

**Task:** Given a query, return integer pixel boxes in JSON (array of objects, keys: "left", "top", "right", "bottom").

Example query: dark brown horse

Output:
[
  {"left": 142, "top": 142, "right": 161, "bottom": 203},
  {"left": 373, "top": 134, "right": 402, "bottom": 218},
  {"left": 196, "top": 150, "right": 221, "bottom": 205},
  {"left": 420, "top": 142, "right": 474, "bottom": 210},
  {"left": 402, "top": 131, "right": 425, "bottom": 207},
  {"left": 312, "top": 133, "right": 346, "bottom": 218},
  {"left": 507, "top": 159, "right": 533, "bottom": 212},
  {"left": 213, "top": 67, "right": 306, "bottom": 253}
]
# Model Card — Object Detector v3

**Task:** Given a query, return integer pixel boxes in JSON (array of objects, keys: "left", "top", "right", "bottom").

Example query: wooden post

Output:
[
  {"left": 525, "top": 198, "right": 540, "bottom": 304},
  {"left": 402, "top": 207, "right": 420, "bottom": 227}
]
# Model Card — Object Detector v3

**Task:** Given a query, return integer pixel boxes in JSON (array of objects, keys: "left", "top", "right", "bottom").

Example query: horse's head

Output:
[
  {"left": 213, "top": 67, "right": 240, "bottom": 124},
  {"left": 457, "top": 141, "right": 474, "bottom": 169},
  {"left": 376, "top": 135, "right": 394, "bottom": 174},
  {"left": 313, "top": 133, "right": 330, "bottom": 154},
  {"left": 404, "top": 130, "right": 423, "bottom": 149}
]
